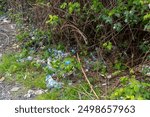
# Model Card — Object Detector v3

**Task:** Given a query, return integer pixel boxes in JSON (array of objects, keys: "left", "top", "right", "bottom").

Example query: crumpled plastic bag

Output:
[{"left": 45, "top": 75, "right": 63, "bottom": 89}]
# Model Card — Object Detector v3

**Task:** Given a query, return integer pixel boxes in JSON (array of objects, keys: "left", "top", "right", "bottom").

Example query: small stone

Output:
[
  {"left": 102, "top": 83, "right": 107, "bottom": 86},
  {"left": 12, "top": 43, "right": 19, "bottom": 49},
  {"left": 10, "top": 87, "right": 20, "bottom": 92},
  {"left": 28, "top": 89, "right": 35, "bottom": 94},
  {"left": 34, "top": 90, "right": 44, "bottom": 95},
  {"left": 24, "top": 93, "right": 31, "bottom": 98},
  {"left": 24, "top": 90, "right": 35, "bottom": 98},
  {"left": 106, "top": 75, "right": 112, "bottom": 79},
  {"left": 0, "top": 77, "right": 5, "bottom": 82}
]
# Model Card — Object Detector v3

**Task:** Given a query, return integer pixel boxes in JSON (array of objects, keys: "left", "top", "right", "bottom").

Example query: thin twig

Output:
[{"left": 77, "top": 53, "right": 99, "bottom": 99}]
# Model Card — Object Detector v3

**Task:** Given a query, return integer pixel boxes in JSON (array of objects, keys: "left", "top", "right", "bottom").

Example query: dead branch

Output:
[{"left": 77, "top": 53, "right": 99, "bottom": 99}]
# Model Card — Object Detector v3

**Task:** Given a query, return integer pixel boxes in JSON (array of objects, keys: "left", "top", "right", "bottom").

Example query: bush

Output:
[{"left": 110, "top": 75, "right": 150, "bottom": 100}]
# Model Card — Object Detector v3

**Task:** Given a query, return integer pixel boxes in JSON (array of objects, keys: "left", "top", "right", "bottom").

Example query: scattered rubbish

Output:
[
  {"left": 48, "top": 48, "right": 69, "bottom": 59},
  {"left": 85, "top": 69, "right": 89, "bottom": 72},
  {"left": 36, "top": 59, "right": 46, "bottom": 67},
  {"left": 16, "top": 48, "right": 77, "bottom": 90},
  {"left": 17, "top": 56, "right": 33, "bottom": 62},
  {"left": 26, "top": 56, "right": 33, "bottom": 61},
  {"left": 106, "top": 74, "right": 112, "bottom": 79},
  {"left": 24, "top": 89, "right": 46, "bottom": 98},
  {"left": 65, "top": 60, "right": 71, "bottom": 65},
  {"left": 0, "top": 16, "right": 6, "bottom": 21},
  {"left": 45, "top": 75, "right": 63, "bottom": 89},
  {"left": 10, "top": 87, "right": 20, "bottom": 92},
  {"left": 70, "top": 49, "right": 76, "bottom": 54},
  {"left": 24, "top": 89, "right": 35, "bottom": 98},
  {"left": 31, "top": 36, "right": 35, "bottom": 40},
  {"left": 0, "top": 17, "right": 11, "bottom": 24}
]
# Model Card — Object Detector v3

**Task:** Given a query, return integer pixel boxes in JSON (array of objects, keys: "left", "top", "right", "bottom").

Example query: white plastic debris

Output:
[
  {"left": 26, "top": 56, "right": 33, "bottom": 61},
  {"left": 45, "top": 75, "right": 63, "bottom": 89},
  {"left": 24, "top": 90, "right": 35, "bottom": 98},
  {"left": 2, "top": 18, "right": 11, "bottom": 23},
  {"left": 48, "top": 48, "right": 69, "bottom": 59}
]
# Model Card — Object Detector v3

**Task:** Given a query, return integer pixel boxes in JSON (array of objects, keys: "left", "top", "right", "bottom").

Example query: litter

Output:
[{"left": 45, "top": 75, "right": 63, "bottom": 89}]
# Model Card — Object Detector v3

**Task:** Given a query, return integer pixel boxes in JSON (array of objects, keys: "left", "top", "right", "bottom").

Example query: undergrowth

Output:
[{"left": 0, "top": 0, "right": 150, "bottom": 100}]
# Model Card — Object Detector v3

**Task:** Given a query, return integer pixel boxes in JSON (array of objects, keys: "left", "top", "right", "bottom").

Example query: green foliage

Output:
[
  {"left": 113, "top": 59, "right": 127, "bottom": 71},
  {"left": 16, "top": 29, "right": 52, "bottom": 48},
  {"left": 8, "top": 12, "right": 23, "bottom": 26},
  {"left": 93, "top": 61, "right": 107, "bottom": 75},
  {"left": 91, "top": 0, "right": 103, "bottom": 12},
  {"left": 3, "top": 0, "right": 150, "bottom": 100},
  {"left": 16, "top": 31, "right": 30, "bottom": 41},
  {"left": 46, "top": 15, "right": 60, "bottom": 26},
  {"left": 143, "top": 13, "right": 150, "bottom": 20},
  {"left": 0, "top": 54, "right": 28, "bottom": 74},
  {"left": 45, "top": 55, "right": 80, "bottom": 78},
  {"left": 139, "top": 41, "right": 150, "bottom": 53},
  {"left": 0, "top": 0, "right": 7, "bottom": 15},
  {"left": 102, "top": 41, "right": 112, "bottom": 51},
  {"left": 110, "top": 76, "right": 150, "bottom": 100},
  {"left": 0, "top": 53, "right": 46, "bottom": 89},
  {"left": 68, "top": 2, "right": 80, "bottom": 14},
  {"left": 60, "top": 2, "right": 80, "bottom": 14},
  {"left": 113, "top": 22, "right": 122, "bottom": 32}
]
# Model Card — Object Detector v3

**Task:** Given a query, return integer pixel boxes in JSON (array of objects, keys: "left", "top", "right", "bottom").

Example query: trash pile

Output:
[
  {"left": 46, "top": 48, "right": 75, "bottom": 89},
  {"left": 17, "top": 48, "right": 77, "bottom": 89}
]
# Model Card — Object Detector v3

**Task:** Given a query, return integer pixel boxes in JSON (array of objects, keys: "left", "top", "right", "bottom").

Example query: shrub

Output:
[{"left": 110, "top": 75, "right": 150, "bottom": 100}]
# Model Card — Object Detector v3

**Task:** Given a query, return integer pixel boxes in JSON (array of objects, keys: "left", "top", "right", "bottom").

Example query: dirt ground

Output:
[{"left": 0, "top": 16, "right": 32, "bottom": 100}]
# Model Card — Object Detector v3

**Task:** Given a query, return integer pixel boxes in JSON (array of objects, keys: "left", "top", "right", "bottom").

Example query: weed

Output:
[
  {"left": 110, "top": 75, "right": 150, "bottom": 100},
  {"left": 36, "top": 82, "right": 100, "bottom": 100}
]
